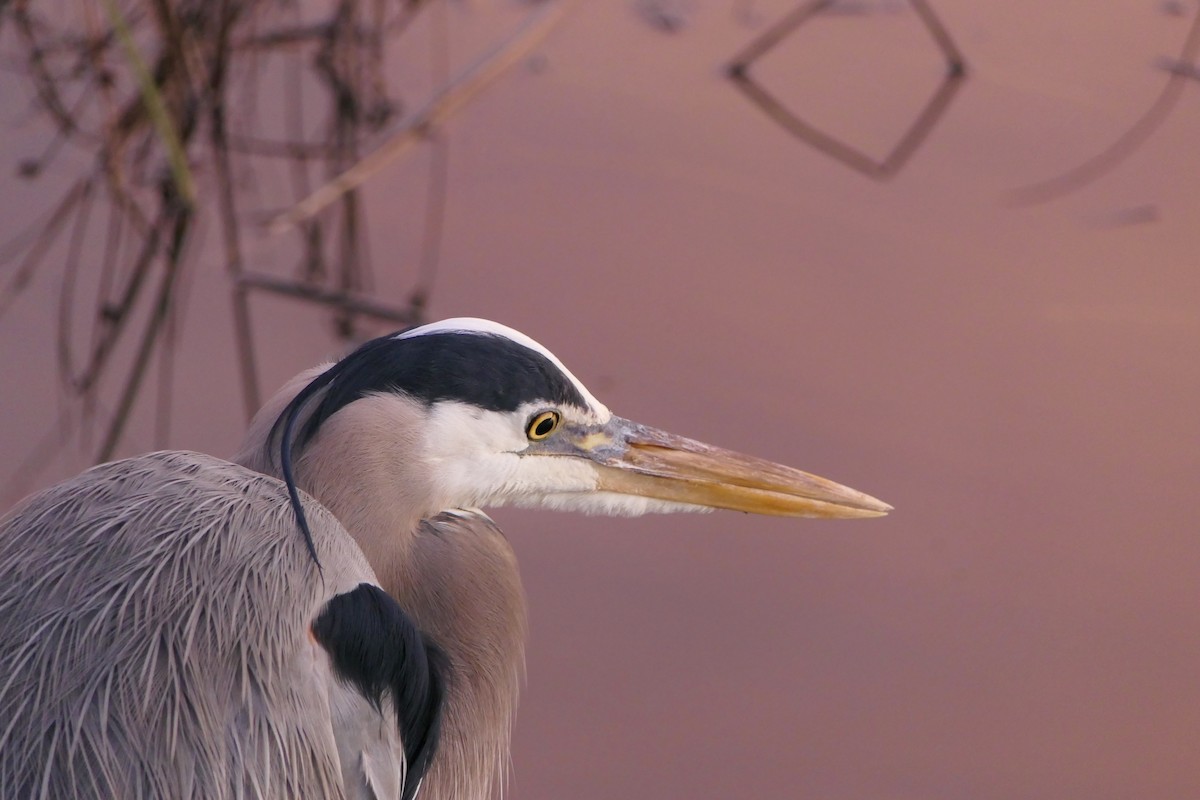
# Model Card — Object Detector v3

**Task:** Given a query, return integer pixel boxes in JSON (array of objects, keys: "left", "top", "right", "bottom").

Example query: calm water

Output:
[{"left": 2, "top": 2, "right": 1198, "bottom": 797}]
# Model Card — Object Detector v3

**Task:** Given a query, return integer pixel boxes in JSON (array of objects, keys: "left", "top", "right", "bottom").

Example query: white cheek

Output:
[
  {"left": 422, "top": 403, "right": 528, "bottom": 506},
  {"left": 513, "top": 492, "right": 713, "bottom": 516},
  {"left": 418, "top": 401, "right": 665, "bottom": 512},
  {"left": 501, "top": 457, "right": 599, "bottom": 501},
  {"left": 421, "top": 403, "right": 607, "bottom": 508}
]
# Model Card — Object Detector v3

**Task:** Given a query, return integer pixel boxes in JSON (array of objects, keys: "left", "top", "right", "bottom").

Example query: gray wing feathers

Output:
[
  {"left": 0, "top": 451, "right": 395, "bottom": 799},
  {"left": 326, "top": 678, "right": 406, "bottom": 800}
]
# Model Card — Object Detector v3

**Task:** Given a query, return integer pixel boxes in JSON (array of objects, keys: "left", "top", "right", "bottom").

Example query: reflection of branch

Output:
[
  {"left": 412, "top": 0, "right": 452, "bottom": 309},
  {"left": 1158, "top": 56, "right": 1200, "bottom": 81},
  {"left": 0, "top": 180, "right": 90, "bottom": 320},
  {"left": 728, "top": 0, "right": 966, "bottom": 180},
  {"left": 73, "top": 212, "right": 166, "bottom": 394},
  {"left": 729, "top": 0, "right": 831, "bottom": 67},
  {"left": 98, "top": 205, "right": 192, "bottom": 462},
  {"left": 880, "top": 59, "right": 965, "bottom": 174},
  {"left": 237, "top": 270, "right": 422, "bottom": 325},
  {"left": 1008, "top": 5, "right": 1200, "bottom": 206},
  {"left": 909, "top": 0, "right": 965, "bottom": 69},
  {"left": 10, "top": 6, "right": 84, "bottom": 140},
  {"left": 105, "top": 0, "right": 196, "bottom": 207},
  {"left": 267, "top": 0, "right": 573, "bottom": 232},
  {"left": 731, "top": 71, "right": 876, "bottom": 173},
  {"left": 1, "top": 407, "right": 78, "bottom": 508},
  {"left": 4, "top": 0, "right": 452, "bottom": 477},
  {"left": 211, "top": 59, "right": 262, "bottom": 420},
  {"left": 56, "top": 178, "right": 98, "bottom": 393}
]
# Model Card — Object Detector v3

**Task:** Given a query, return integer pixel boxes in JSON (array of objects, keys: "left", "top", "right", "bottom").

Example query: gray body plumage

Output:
[
  {"left": 0, "top": 451, "right": 381, "bottom": 798},
  {"left": 0, "top": 439, "right": 523, "bottom": 800},
  {"left": 0, "top": 382, "right": 526, "bottom": 800}
]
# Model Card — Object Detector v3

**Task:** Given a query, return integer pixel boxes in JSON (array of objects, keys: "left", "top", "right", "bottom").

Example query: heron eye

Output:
[{"left": 526, "top": 410, "right": 561, "bottom": 441}]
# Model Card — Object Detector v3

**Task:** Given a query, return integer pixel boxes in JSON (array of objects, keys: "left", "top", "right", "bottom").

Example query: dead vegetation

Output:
[{"left": 0, "top": 0, "right": 565, "bottom": 492}]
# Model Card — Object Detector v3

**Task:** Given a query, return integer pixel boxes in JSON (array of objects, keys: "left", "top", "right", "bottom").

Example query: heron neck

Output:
[
  {"left": 233, "top": 390, "right": 526, "bottom": 800},
  {"left": 384, "top": 511, "right": 527, "bottom": 800}
]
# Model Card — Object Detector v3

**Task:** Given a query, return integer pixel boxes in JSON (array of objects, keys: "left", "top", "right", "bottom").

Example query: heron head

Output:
[{"left": 268, "top": 318, "right": 888, "bottom": 539}]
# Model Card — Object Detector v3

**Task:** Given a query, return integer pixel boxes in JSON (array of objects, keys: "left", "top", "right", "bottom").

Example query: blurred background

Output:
[{"left": 1, "top": 1, "right": 1198, "bottom": 797}]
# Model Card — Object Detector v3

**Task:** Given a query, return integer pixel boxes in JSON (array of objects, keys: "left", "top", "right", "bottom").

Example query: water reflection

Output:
[{"left": 727, "top": 0, "right": 967, "bottom": 178}]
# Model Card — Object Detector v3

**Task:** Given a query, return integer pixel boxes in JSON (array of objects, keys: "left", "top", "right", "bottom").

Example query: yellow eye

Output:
[{"left": 526, "top": 410, "right": 561, "bottom": 441}]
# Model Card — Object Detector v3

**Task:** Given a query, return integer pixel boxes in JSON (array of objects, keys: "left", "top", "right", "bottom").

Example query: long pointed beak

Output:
[{"left": 571, "top": 417, "right": 891, "bottom": 520}]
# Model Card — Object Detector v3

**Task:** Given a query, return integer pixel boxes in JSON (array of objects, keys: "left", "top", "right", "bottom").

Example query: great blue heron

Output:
[{"left": 0, "top": 317, "right": 890, "bottom": 799}]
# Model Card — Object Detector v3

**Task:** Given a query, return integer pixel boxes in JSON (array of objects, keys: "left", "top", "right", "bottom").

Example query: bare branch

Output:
[
  {"left": 237, "top": 269, "right": 421, "bottom": 325},
  {"left": 266, "top": 0, "right": 573, "bottom": 232},
  {"left": 1008, "top": 3, "right": 1200, "bottom": 205}
]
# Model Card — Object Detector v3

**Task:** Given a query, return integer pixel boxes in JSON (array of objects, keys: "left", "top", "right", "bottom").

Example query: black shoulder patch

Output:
[{"left": 312, "top": 583, "right": 447, "bottom": 800}]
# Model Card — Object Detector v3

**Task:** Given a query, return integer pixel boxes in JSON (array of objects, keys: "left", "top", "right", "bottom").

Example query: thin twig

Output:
[
  {"left": 237, "top": 269, "right": 422, "bottom": 325},
  {"left": 4, "top": 0, "right": 454, "bottom": 467},
  {"left": 75, "top": 181, "right": 129, "bottom": 390},
  {"left": 55, "top": 176, "right": 97, "bottom": 394},
  {"left": 208, "top": 0, "right": 262, "bottom": 420},
  {"left": 104, "top": 0, "right": 197, "bottom": 208},
  {"left": 727, "top": 0, "right": 966, "bottom": 179},
  {"left": 1008, "top": 4, "right": 1200, "bottom": 205},
  {"left": 266, "top": 0, "right": 573, "bottom": 232},
  {"left": 73, "top": 204, "right": 167, "bottom": 393},
  {"left": 0, "top": 179, "right": 90, "bottom": 320},
  {"left": 728, "top": 0, "right": 831, "bottom": 70},
  {"left": 10, "top": 5, "right": 81, "bottom": 138},
  {"left": 97, "top": 205, "right": 192, "bottom": 461},
  {"left": 2, "top": 406, "right": 78, "bottom": 508},
  {"left": 412, "top": 0, "right": 452, "bottom": 309}
]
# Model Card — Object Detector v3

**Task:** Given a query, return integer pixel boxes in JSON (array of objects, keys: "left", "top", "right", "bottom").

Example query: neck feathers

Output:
[{"left": 235, "top": 379, "right": 527, "bottom": 800}]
